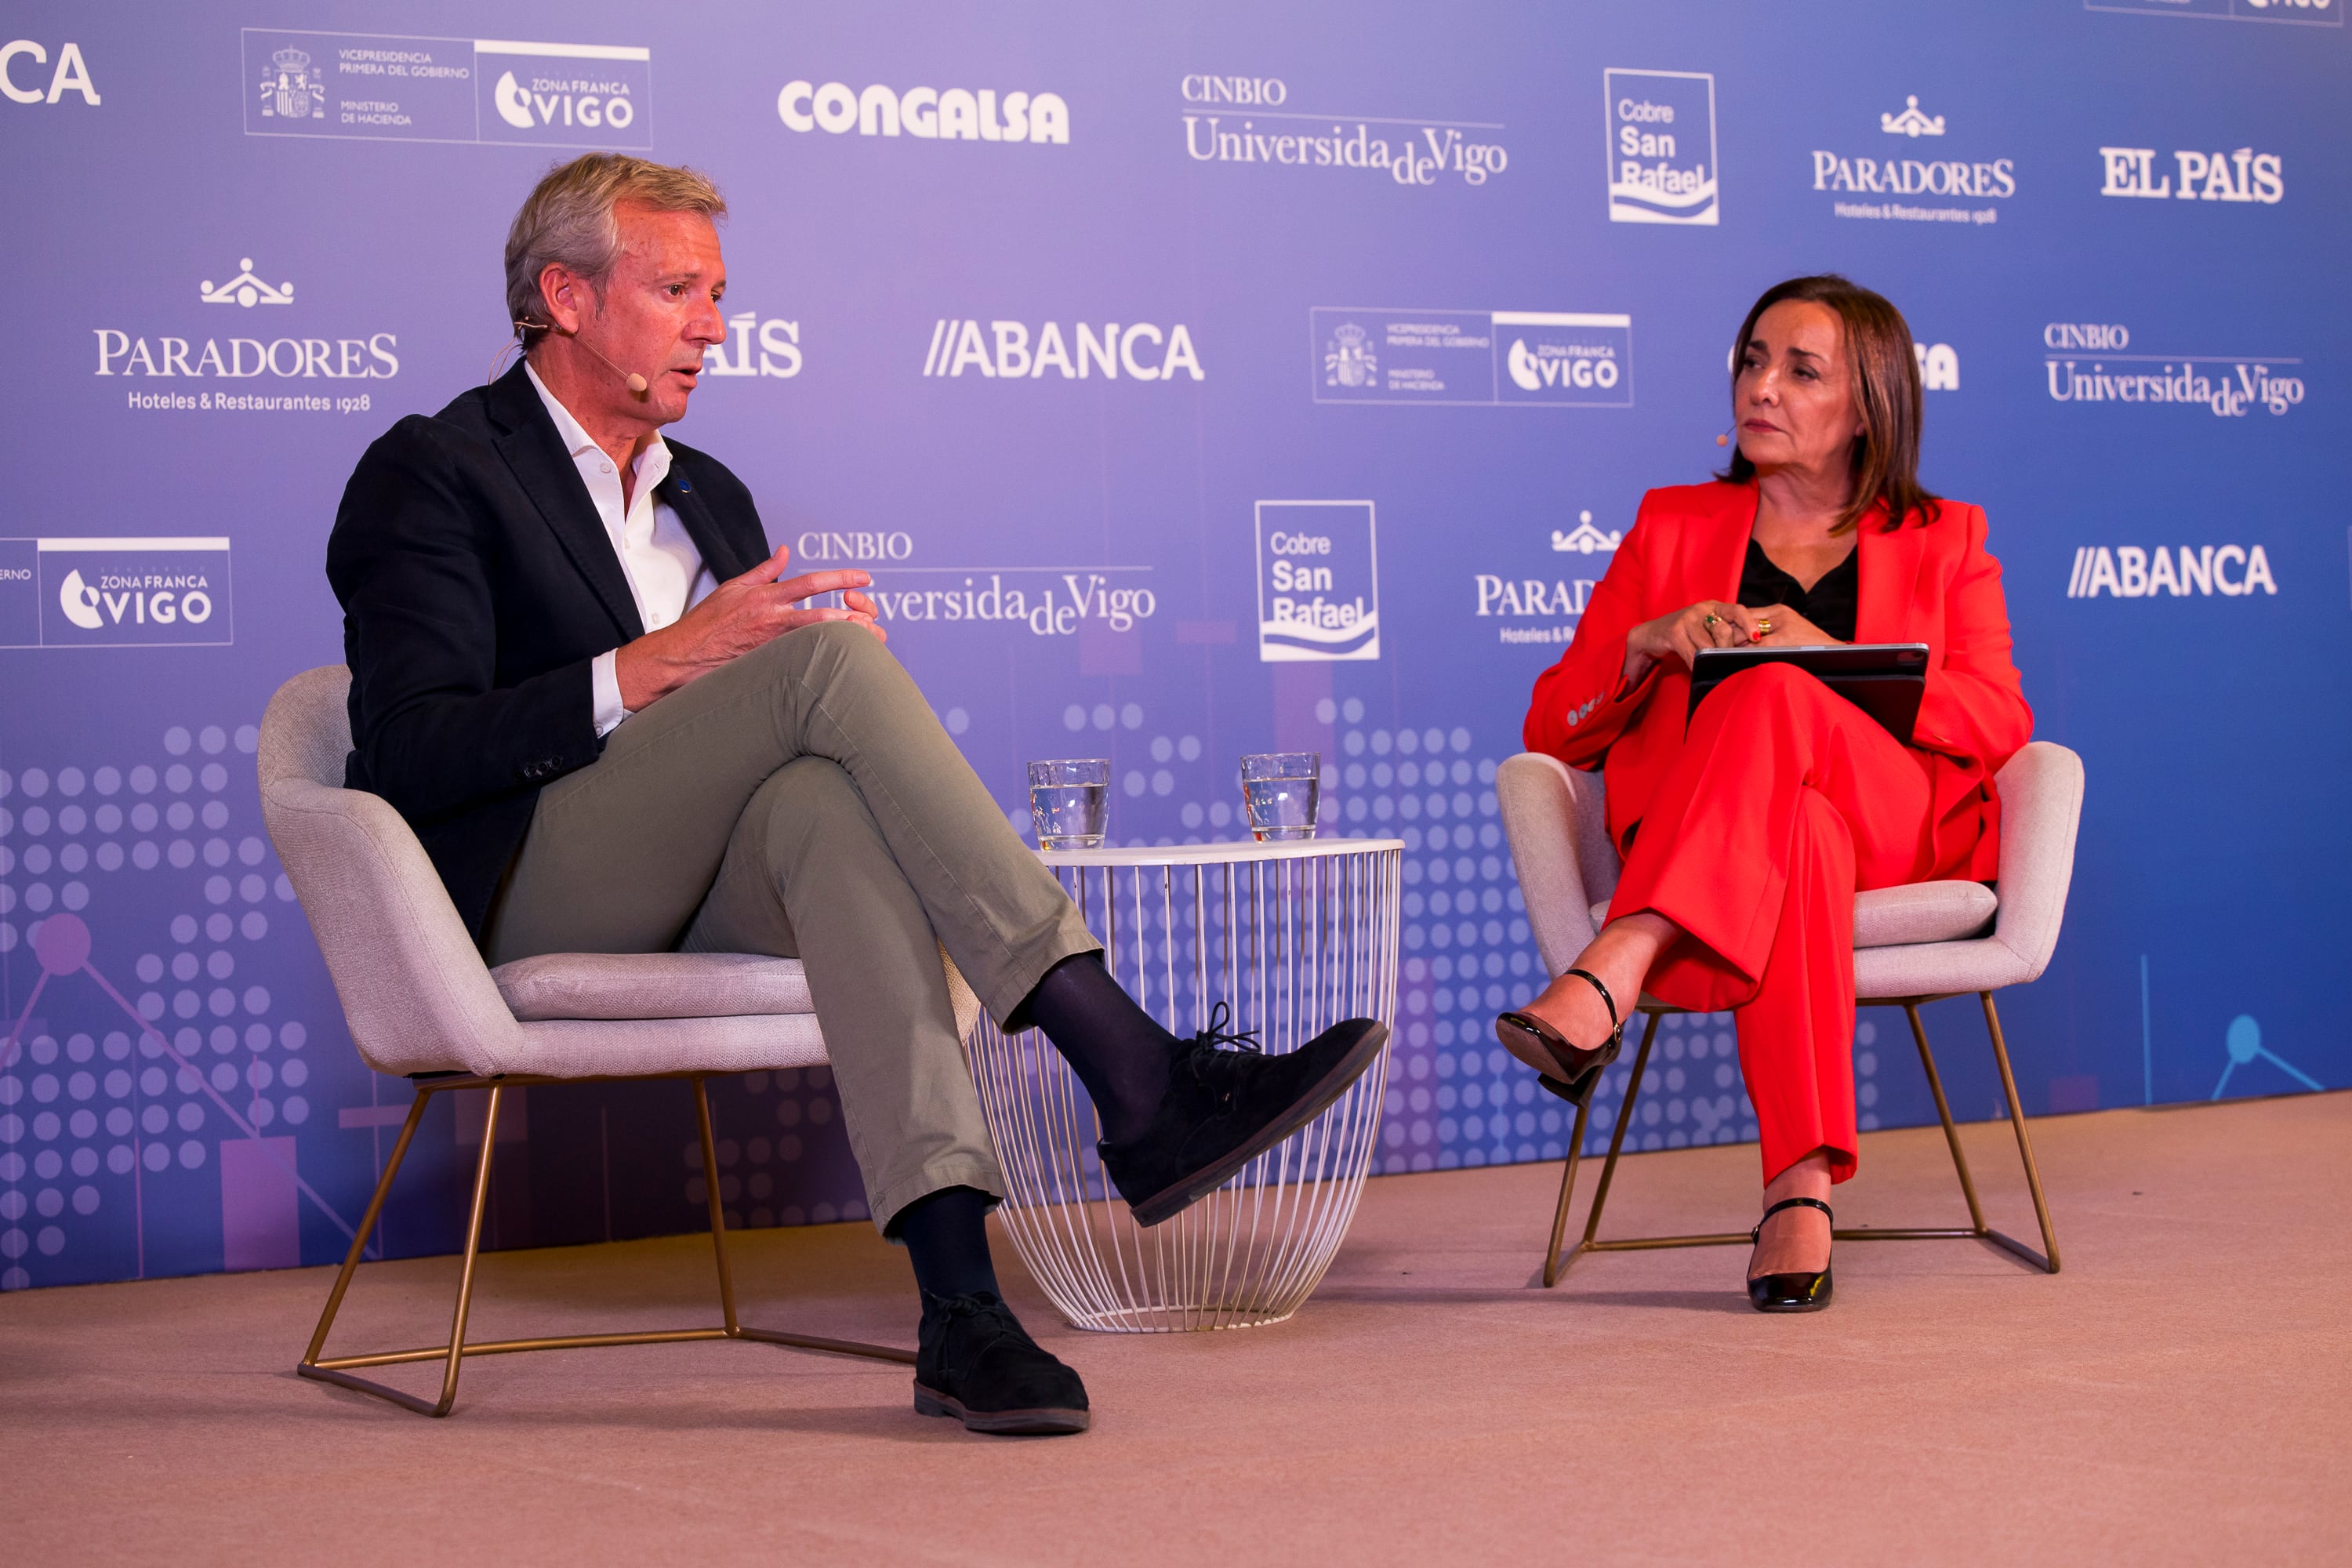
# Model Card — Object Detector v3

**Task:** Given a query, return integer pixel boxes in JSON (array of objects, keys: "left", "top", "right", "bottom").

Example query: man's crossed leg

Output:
[{"left": 485, "top": 622, "right": 1385, "bottom": 1433}]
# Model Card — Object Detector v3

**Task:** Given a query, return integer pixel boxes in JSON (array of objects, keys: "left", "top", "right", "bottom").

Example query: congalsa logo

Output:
[{"left": 779, "top": 79, "right": 1069, "bottom": 143}]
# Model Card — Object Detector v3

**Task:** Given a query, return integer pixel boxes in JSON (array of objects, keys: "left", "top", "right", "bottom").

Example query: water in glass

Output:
[
  {"left": 1240, "top": 752, "right": 1320, "bottom": 841},
  {"left": 1028, "top": 759, "right": 1109, "bottom": 848}
]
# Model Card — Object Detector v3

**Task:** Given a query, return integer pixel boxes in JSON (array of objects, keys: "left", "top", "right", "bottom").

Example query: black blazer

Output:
[{"left": 325, "top": 362, "right": 769, "bottom": 941}]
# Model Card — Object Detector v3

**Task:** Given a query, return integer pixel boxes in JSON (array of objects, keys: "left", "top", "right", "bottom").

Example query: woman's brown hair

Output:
[{"left": 1719, "top": 274, "right": 1939, "bottom": 533}]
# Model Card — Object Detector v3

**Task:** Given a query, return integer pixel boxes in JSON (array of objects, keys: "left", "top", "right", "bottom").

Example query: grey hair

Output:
[{"left": 503, "top": 154, "right": 727, "bottom": 348}]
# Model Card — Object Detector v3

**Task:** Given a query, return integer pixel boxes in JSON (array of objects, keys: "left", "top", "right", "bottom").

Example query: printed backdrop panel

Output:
[{"left": 0, "top": 0, "right": 2343, "bottom": 1290}]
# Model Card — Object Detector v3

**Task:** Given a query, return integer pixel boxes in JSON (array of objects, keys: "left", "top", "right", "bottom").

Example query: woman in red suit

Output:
[{"left": 1501, "top": 275, "right": 2031, "bottom": 1312}]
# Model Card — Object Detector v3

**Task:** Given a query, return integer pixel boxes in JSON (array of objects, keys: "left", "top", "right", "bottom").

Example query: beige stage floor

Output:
[{"left": 4, "top": 1091, "right": 2346, "bottom": 1565}]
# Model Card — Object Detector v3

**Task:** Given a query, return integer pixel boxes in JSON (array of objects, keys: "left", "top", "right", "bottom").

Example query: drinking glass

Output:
[
  {"left": 1240, "top": 752, "right": 1320, "bottom": 841},
  {"left": 1028, "top": 759, "right": 1109, "bottom": 849}
]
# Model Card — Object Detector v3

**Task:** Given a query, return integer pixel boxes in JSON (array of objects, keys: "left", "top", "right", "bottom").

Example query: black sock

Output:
[
  {"left": 895, "top": 1185, "right": 1001, "bottom": 1303},
  {"left": 1020, "top": 953, "right": 1176, "bottom": 1145}
]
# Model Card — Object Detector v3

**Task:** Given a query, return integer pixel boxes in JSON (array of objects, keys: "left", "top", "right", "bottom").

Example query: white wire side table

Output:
[{"left": 967, "top": 838, "right": 1402, "bottom": 1333}]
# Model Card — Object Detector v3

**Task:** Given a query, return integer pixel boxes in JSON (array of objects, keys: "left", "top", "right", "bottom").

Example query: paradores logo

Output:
[
  {"left": 1604, "top": 69, "right": 1718, "bottom": 225},
  {"left": 1256, "top": 502, "right": 1378, "bottom": 662},
  {"left": 94, "top": 256, "right": 399, "bottom": 416},
  {"left": 1474, "top": 513, "right": 1618, "bottom": 647},
  {"left": 1813, "top": 93, "right": 2013, "bottom": 227}
]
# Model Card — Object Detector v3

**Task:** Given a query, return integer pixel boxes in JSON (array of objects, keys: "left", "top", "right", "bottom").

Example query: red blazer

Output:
[{"left": 1523, "top": 481, "right": 2032, "bottom": 883}]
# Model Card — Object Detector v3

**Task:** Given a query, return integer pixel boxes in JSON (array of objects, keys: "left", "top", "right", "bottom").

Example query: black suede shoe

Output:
[
  {"left": 1100, "top": 1005, "right": 1388, "bottom": 1227},
  {"left": 913, "top": 1290, "right": 1090, "bottom": 1436}
]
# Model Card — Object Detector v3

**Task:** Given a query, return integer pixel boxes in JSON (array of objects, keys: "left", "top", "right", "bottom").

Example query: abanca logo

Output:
[
  {"left": 921, "top": 321, "right": 1203, "bottom": 381},
  {"left": 2065, "top": 544, "right": 2275, "bottom": 599}
]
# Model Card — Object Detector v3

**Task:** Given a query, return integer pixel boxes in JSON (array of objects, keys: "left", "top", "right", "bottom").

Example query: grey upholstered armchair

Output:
[
  {"left": 258, "top": 666, "right": 978, "bottom": 1415},
  {"left": 1495, "top": 740, "right": 2083, "bottom": 1286}
]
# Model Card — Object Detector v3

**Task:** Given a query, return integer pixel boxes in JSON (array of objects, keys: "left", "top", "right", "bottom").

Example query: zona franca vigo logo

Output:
[
  {"left": 0, "top": 537, "right": 231, "bottom": 650},
  {"left": 242, "top": 32, "right": 652, "bottom": 149},
  {"left": 1312, "top": 309, "right": 1630, "bottom": 407}
]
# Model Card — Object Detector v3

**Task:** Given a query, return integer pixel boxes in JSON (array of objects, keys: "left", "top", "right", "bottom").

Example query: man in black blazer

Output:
[{"left": 325, "top": 154, "right": 1385, "bottom": 1435}]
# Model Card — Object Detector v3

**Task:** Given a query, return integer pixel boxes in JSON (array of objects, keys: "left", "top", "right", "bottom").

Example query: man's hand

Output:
[
  {"left": 1623, "top": 600, "right": 1759, "bottom": 683},
  {"left": 1740, "top": 603, "right": 1843, "bottom": 648},
  {"left": 615, "top": 541, "right": 886, "bottom": 711}
]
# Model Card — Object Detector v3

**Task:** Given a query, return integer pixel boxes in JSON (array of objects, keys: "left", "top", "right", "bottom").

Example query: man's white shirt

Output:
[{"left": 525, "top": 361, "right": 716, "bottom": 736}]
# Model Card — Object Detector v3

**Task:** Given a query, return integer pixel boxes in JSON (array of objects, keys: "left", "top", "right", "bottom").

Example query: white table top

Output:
[{"left": 1036, "top": 837, "right": 1404, "bottom": 868}]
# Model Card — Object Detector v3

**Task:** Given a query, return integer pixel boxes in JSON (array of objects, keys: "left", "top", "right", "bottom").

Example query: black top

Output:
[
  {"left": 326, "top": 362, "right": 771, "bottom": 940},
  {"left": 1737, "top": 537, "right": 1859, "bottom": 644}
]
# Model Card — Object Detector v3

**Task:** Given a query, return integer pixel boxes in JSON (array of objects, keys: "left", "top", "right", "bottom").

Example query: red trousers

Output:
[{"left": 1607, "top": 662, "right": 1958, "bottom": 1186}]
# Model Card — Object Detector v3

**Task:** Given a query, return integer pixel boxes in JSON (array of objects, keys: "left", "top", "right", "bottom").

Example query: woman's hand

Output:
[
  {"left": 1740, "top": 604, "right": 1843, "bottom": 648},
  {"left": 1624, "top": 600, "right": 1759, "bottom": 682}
]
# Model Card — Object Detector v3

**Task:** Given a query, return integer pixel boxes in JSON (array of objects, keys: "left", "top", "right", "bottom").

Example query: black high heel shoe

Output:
[
  {"left": 1747, "top": 1196, "right": 1835, "bottom": 1312},
  {"left": 1494, "top": 968, "right": 1625, "bottom": 1109}
]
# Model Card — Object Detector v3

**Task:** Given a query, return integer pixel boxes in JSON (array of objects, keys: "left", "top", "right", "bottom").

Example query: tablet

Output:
[{"left": 1688, "top": 643, "right": 1930, "bottom": 744}]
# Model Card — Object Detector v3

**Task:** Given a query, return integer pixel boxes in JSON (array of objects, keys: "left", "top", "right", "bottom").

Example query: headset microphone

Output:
[
  {"left": 1716, "top": 428, "right": 1733, "bottom": 447},
  {"left": 512, "top": 319, "right": 652, "bottom": 398}
]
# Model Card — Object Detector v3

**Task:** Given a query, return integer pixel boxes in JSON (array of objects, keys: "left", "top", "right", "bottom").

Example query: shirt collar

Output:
[{"left": 524, "top": 358, "right": 670, "bottom": 485}]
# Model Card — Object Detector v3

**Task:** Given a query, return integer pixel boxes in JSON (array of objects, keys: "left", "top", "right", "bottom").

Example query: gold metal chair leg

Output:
[
  {"left": 300, "top": 1087, "right": 432, "bottom": 1368},
  {"left": 299, "top": 1081, "right": 499, "bottom": 1416},
  {"left": 1982, "top": 993, "right": 2062, "bottom": 1273},
  {"left": 303, "top": 1072, "right": 916, "bottom": 1418},
  {"left": 430, "top": 1083, "right": 505, "bottom": 1414},
  {"left": 1534, "top": 996, "right": 2065, "bottom": 1279},
  {"left": 1541, "top": 1011, "right": 1660, "bottom": 1285},
  {"left": 1541, "top": 1097, "right": 1590, "bottom": 1288},
  {"left": 693, "top": 1076, "right": 742, "bottom": 1335},
  {"left": 1904, "top": 1003, "right": 1988, "bottom": 1233},
  {"left": 695, "top": 1076, "right": 915, "bottom": 1365}
]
